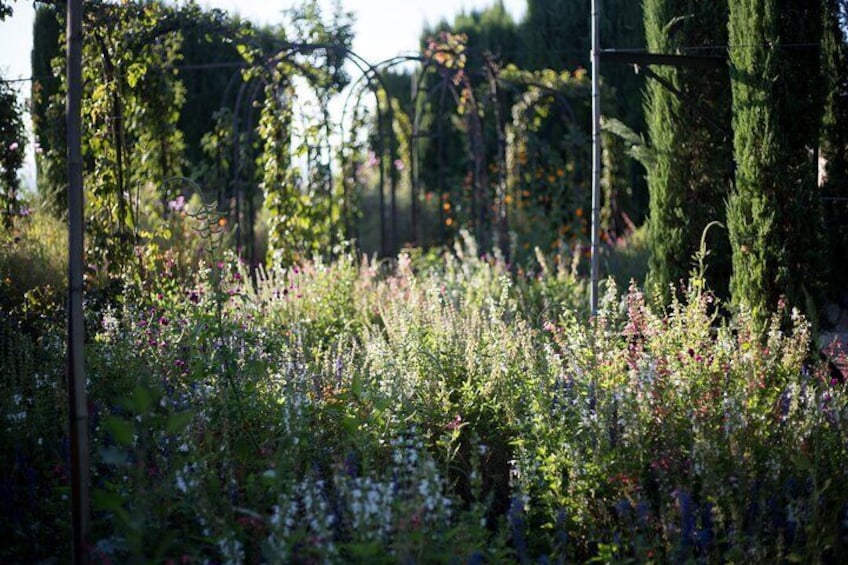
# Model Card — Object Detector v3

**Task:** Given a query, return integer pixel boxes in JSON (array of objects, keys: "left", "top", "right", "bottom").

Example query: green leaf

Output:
[
  {"left": 165, "top": 411, "right": 193, "bottom": 434},
  {"left": 126, "top": 62, "right": 147, "bottom": 88},
  {"left": 793, "top": 454, "right": 810, "bottom": 471},
  {"left": 92, "top": 487, "right": 123, "bottom": 513},
  {"left": 104, "top": 415, "right": 134, "bottom": 446},
  {"left": 92, "top": 488, "right": 131, "bottom": 525},
  {"left": 132, "top": 384, "right": 152, "bottom": 413}
]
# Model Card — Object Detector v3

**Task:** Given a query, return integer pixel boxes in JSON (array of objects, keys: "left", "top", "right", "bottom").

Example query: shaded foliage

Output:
[
  {"left": 727, "top": 0, "right": 827, "bottom": 326},
  {"left": 643, "top": 0, "right": 733, "bottom": 303}
]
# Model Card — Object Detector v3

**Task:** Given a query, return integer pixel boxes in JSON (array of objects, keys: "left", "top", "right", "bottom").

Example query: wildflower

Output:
[
  {"left": 507, "top": 495, "right": 528, "bottom": 562},
  {"left": 675, "top": 488, "right": 696, "bottom": 543},
  {"left": 393, "top": 158, "right": 405, "bottom": 171},
  {"left": 614, "top": 499, "right": 632, "bottom": 519},
  {"left": 445, "top": 414, "right": 462, "bottom": 431},
  {"left": 9, "top": 141, "right": 19, "bottom": 151}
]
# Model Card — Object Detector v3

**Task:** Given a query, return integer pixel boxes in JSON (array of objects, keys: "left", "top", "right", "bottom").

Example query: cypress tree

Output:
[
  {"left": 643, "top": 0, "right": 733, "bottom": 302},
  {"left": 31, "top": 3, "right": 66, "bottom": 214},
  {"left": 727, "top": 0, "right": 825, "bottom": 325},
  {"left": 821, "top": 0, "right": 848, "bottom": 303}
]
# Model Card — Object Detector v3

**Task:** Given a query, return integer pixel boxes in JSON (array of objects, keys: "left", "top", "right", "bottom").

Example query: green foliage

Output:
[
  {"left": 0, "top": 211, "right": 67, "bottom": 335},
  {"left": 31, "top": 3, "right": 65, "bottom": 214},
  {"left": 727, "top": 0, "right": 827, "bottom": 328},
  {"left": 238, "top": 0, "right": 354, "bottom": 265},
  {"left": 820, "top": 0, "right": 848, "bottom": 300},
  {"left": 81, "top": 1, "right": 187, "bottom": 272},
  {"left": 0, "top": 79, "right": 26, "bottom": 228},
  {"left": 4, "top": 232, "right": 847, "bottom": 562},
  {"left": 501, "top": 64, "right": 592, "bottom": 260},
  {"left": 521, "top": 0, "right": 648, "bottom": 225},
  {"left": 36, "top": 1, "right": 188, "bottom": 280},
  {"left": 175, "top": 4, "right": 247, "bottom": 173},
  {"left": 0, "top": 0, "right": 13, "bottom": 21},
  {"left": 642, "top": 0, "right": 733, "bottom": 305}
]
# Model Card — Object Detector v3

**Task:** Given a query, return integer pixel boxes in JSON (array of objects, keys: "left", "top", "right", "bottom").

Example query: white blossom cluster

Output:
[
  {"left": 335, "top": 475, "right": 395, "bottom": 541},
  {"left": 265, "top": 477, "right": 338, "bottom": 561}
]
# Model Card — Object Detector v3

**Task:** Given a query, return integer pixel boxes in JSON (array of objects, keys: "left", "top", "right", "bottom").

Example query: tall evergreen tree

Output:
[
  {"left": 727, "top": 0, "right": 825, "bottom": 325},
  {"left": 821, "top": 0, "right": 848, "bottom": 303},
  {"left": 31, "top": 3, "right": 65, "bottom": 214},
  {"left": 643, "top": 0, "right": 733, "bottom": 301}
]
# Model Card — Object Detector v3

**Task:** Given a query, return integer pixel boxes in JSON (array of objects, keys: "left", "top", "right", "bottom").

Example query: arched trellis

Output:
[
  {"left": 205, "top": 36, "right": 600, "bottom": 267},
  {"left": 215, "top": 42, "right": 412, "bottom": 261}
]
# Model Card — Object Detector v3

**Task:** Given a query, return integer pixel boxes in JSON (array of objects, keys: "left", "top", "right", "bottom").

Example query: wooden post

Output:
[
  {"left": 590, "top": 0, "right": 601, "bottom": 316},
  {"left": 66, "top": 0, "right": 90, "bottom": 562}
]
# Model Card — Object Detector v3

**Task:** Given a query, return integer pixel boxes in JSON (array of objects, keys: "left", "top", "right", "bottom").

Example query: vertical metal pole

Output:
[
  {"left": 590, "top": 0, "right": 601, "bottom": 317},
  {"left": 67, "top": 0, "right": 90, "bottom": 562}
]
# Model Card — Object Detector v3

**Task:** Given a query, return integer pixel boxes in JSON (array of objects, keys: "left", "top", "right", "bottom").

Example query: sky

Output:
[{"left": 0, "top": 0, "right": 527, "bottom": 189}]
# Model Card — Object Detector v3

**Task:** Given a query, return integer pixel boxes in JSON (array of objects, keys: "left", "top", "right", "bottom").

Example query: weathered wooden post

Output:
[
  {"left": 67, "top": 0, "right": 90, "bottom": 562},
  {"left": 590, "top": 0, "right": 601, "bottom": 316}
]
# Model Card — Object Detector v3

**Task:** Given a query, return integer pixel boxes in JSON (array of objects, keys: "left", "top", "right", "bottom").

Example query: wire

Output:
[
  {"left": 0, "top": 76, "right": 38, "bottom": 84},
  {"left": 0, "top": 60, "right": 246, "bottom": 83},
  {"left": 0, "top": 38, "right": 829, "bottom": 85},
  {"left": 606, "top": 42, "right": 821, "bottom": 53}
]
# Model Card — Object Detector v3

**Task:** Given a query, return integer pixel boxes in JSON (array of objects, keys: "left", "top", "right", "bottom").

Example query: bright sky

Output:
[{"left": 0, "top": 0, "right": 527, "bottom": 189}]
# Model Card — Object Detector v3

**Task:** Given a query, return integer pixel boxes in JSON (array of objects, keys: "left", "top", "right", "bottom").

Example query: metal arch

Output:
[
  {"left": 221, "top": 38, "right": 602, "bottom": 263},
  {"left": 225, "top": 42, "right": 423, "bottom": 257}
]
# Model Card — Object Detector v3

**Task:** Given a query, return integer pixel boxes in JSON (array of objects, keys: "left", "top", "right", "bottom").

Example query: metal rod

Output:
[
  {"left": 600, "top": 50, "right": 726, "bottom": 68},
  {"left": 66, "top": 0, "right": 90, "bottom": 562},
  {"left": 590, "top": 0, "right": 601, "bottom": 317}
]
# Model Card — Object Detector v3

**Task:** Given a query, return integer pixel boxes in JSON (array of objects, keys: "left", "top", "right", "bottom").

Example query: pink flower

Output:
[
  {"left": 168, "top": 195, "right": 186, "bottom": 212},
  {"left": 393, "top": 159, "right": 405, "bottom": 171},
  {"left": 8, "top": 141, "right": 19, "bottom": 152}
]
